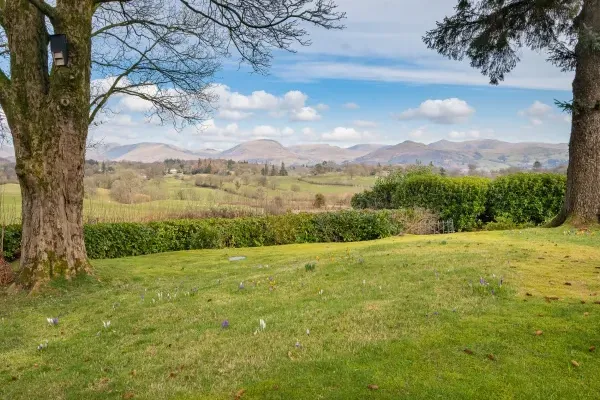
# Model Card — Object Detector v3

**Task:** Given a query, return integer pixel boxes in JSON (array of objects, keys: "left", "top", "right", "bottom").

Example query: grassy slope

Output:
[{"left": 2, "top": 228, "right": 600, "bottom": 399}]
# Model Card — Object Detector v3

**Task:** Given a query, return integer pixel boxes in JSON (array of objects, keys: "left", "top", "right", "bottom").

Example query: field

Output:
[
  {"left": 0, "top": 174, "right": 377, "bottom": 224},
  {"left": 2, "top": 228, "right": 600, "bottom": 399}
]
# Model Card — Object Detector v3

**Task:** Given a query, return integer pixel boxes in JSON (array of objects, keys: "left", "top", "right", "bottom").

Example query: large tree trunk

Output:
[
  {"left": 3, "top": 0, "right": 93, "bottom": 289},
  {"left": 553, "top": 0, "right": 600, "bottom": 226}
]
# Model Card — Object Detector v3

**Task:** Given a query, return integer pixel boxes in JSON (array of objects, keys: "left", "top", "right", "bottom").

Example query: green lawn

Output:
[{"left": 2, "top": 228, "right": 600, "bottom": 399}]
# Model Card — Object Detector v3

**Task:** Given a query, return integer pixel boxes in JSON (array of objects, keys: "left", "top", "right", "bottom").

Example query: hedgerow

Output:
[
  {"left": 1, "top": 210, "right": 405, "bottom": 261},
  {"left": 351, "top": 172, "right": 566, "bottom": 230}
]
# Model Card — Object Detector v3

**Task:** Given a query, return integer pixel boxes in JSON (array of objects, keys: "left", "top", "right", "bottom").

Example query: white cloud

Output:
[
  {"left": 353, "top": 120, "right": 378, "bottom": 128},
  {"left": 252, "top": 125, "right": 279, "bottom": 137},
  {"left": 409, "top": 126, "right": 427, "bottom": 139},
  {"left": 282, "top": 127, "right": 295, "bottom": 136},
  {"left": 217, "top": 109, "right": 253, "bottom": 121},
  {"left": 448, "top": 130, "right": 482, "bottom": 139},
  {"left": 321, "top": 127, "right": 377, "bottom": 142},
  {"left": 290, "top": 106, "right": 322, "bottom": 121},
  {"left": 397, "top": 98, "right": 475, "bottom": 124},
  {"left": 518, "top": 101, "right": 569, "bottom": 126},
  {"left": 210, "top": 84, "right": 320, "bottom": 122},
  {"left": 343, "top": 102, "right": 360, "bottom": 110},
  {"left": 283, "top": 91, "right": 308, "bottom": 109},
  {"left": 316, "top": 103, "right": 330, "bottom": 111}
]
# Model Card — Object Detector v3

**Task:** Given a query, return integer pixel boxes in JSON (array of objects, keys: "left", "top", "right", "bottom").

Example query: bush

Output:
[
  {"left": 313, "top": 193, "right": 326, "bottom": 209},
  {"left": 486, "top": 173, "right": 566, "bottom": 224},
  {"left": 392, "top": 175, "right": 490, "bottom": 231},
  {"left": 1, "top": 210, "right": 406, "bottom": 261},
  {"left": 352, "top": 170, "right": 566, "bottom": 230}
]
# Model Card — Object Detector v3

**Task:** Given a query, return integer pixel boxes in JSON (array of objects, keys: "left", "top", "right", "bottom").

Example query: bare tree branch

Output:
[{"left": 89, "top": 0, "right": 344, "bottom": 127}]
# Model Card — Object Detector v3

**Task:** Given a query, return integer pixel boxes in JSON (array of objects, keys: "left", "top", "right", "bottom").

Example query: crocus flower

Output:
[
  {"left": 239, "top": 282, "right": 245, "bottom": 290},
  {"left": 259, "top": 319, "right": 266, "bottom": 331},
  {"left": 221, "top": 320, "right": 229, "bottom": 329},
  {"left": 103, "top": 321, "right": 111, "bottom": 329},
  {"left": 46, "top": 317, "right": 59, "bottom": 326}
]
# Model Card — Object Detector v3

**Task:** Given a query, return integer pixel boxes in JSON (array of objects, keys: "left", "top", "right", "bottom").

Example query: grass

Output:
[
  {"left": 2, "top": 228, "right": 600, "bottom": 399},
  {"left": 0, "top": 174, "right": 375, "bottom": 224}
]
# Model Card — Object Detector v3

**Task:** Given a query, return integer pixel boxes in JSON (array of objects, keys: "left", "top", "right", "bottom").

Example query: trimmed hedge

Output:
[
  {"left": 392, "top": 175, "right": 490, "bottom": 231},
  {"left": 486, "top": 173, "right": 566, "bottom": 224},
  {"left": 2, "top": 210, "right": 405, "bottom": 261},
  {"left": 352, "top": 172, "right": 566, "bottom": 230}
]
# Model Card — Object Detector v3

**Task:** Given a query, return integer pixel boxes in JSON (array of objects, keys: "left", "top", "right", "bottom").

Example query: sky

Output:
[{"left": 90, "top": 0, "right": 574, "bottom": 151}]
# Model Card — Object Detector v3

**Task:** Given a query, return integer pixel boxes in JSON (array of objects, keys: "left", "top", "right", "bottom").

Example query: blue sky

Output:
[{"left": 90, "top": 0, "right": 574, "bottom": 150}]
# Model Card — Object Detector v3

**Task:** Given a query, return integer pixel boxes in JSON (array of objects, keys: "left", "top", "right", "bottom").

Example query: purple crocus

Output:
[
  {"left": 221, "top": 320, "right": 229, "bottom": 329},
  {"left": 46, "top": 317, "right": 59, "bottom": 326},
  {"left": 479, "top": 277, "right": 486, "bottom": 286}
]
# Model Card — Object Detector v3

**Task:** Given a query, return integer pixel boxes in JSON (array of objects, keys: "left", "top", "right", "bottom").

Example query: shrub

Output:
[
  {"left": 486, "top": 173, "right": 566, "bottom": 224},
  {"left": 1, "top": 210, "right": 406, "bottom": 261},
  {"left": 392, "top": 175, "right": 490, "bottom": 231},
  {"left": 313, "top": 193, "right": 326, "bottom": 209}
]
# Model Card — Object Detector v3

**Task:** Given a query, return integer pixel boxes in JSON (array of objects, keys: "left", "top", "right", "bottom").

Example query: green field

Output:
[
  {"left": 0, "top": 174, "right": 377, "bottom": 224},
  {"left": 2, "top": 228, "right": 600, "bottom": 399}
]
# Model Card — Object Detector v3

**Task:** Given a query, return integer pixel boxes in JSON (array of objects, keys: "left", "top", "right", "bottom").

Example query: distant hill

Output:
[
  {"left": 357, "top": 139, "right": 568, "bottom": 170},
  {"left": 86, "top": 142, "right": 219, "bottom": 162},
  {"left": 0, "top": 138, "right": 567, "bottom": 169},
  {"left": 220, "top": 139, "right": 310, "bottom": 164}
]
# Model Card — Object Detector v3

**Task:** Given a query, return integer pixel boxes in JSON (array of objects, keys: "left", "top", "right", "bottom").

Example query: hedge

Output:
[
  {"left": 392, "top": 175, "right": 490, "bottom": 231},
  {"left": 351, "top": 172, "right": 566, "bottom": 230},
  {"left": 1, "top": 210, "right": 405, "bottom": 261},
  {"left": 486, "top": 173, "right": 566, "bottom": 224}
]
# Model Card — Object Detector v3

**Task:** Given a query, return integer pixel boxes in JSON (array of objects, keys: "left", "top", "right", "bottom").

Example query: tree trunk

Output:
[
  {"left": 553, "top": 0, "right": 600, "bottom": 226},
  {"left": 3, "top": 0, "right": 93, "bottom": 289}
]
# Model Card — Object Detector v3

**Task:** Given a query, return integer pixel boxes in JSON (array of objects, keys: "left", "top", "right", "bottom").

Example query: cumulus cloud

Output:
[
  {"left": 210, "top": 84, "right": 321, "bottom": 122},
  {"left": 316, "top": 103, "right": 330, "bottom": 111},
  {"left": 343, "top": 102, "right": 360, "bottom": 110},
  {"left": 519, "top": 101, "right": 552, "bottom": 118},
  {"left": 353, "top": 120, "right": 378, "bottom": 128},
  {"left": 290, "top": 106, "right": 321, "bottom": 121},
  {"left": 448, "top": 130, "right": 482, "bottom": 139},
  {"left": 518, "top": 101, "right": 567, "bottom": 126},
  {"left": 321, "top": 127, "right": 377, "bottom": 142},
  {"left": 396, "top": 98, "right": 475, "bottom": 124},
  {"left": 409, "top": 126, "right": 427, "bottom": 139},
  {"left": 217, "top": 109, "right": 254, "bottom": 121}
]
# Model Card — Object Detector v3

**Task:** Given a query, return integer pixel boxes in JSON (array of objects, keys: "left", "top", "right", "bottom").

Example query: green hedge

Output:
[
  {"left": 2, "top": 210, "right": 405, "bottom": 261},
  {"left": 351, "top": 172, "right": 566, "bottom": 230},
  {"left": 486, "top": 173, "right": 566, "bottom": 224},
  {"left": 392, "top": 175, "right": 490, "bottom": 231}
]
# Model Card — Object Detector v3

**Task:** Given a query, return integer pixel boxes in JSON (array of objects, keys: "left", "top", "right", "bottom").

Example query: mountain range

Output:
[{"left": 0, "top": 139, "right": 569, "bottom": 170}]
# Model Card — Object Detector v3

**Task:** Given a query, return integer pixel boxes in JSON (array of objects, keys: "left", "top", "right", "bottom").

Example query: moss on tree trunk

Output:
[{"left": 3, "top": 0, "right": 93, "bottom": 289}]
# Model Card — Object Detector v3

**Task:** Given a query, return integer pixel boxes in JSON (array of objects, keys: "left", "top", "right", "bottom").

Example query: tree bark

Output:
[
  {"left": 553, "top": 0, "right": 600, "bottom": 226},
  {"left": 3, "top": 0, "right": 93, "bottom": 289}
]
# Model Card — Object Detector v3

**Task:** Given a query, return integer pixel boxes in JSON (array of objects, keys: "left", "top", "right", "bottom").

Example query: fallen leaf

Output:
[
  {"left": 463, "top": 349, "right": 474, "bottom": 355},
  {"left": 130, "top": 370, "right": 137, "bottom": 377},
  {"left": 594, "top": 301, "right": 600, "bottom": 305},
  {"left": 564, "top": 282, "right": 572, "bottom": 286},
  {"left": 526, "top": 293, "right": 533, "bottom": 297},
  {"left": 535, "top": 330, "right": 543, "bottom": 336},
  {"left": 367, "top": 384, "right": 379, "bottom": 390},
  {"left": 584, "top": 312, "right": 590, "bottom": 317},
  {"left": 168, "top": 372, "right": 177, "bottom": 379},
  {"left": 123, "top": 392, "right": 135, "bottom": 400},
  {"left": 581, "top": 300, "right": 586, "bottom": 304},
  {"left": 234, "top": 389, "right": 246, "bottom": 400},
  {"left": 571, "top": 360, "right": 580, "bottom": 368},
  {"left": 590, "top": 346, "right": 596, "bottom": 352},
  {"left": 545, "top": 296, "right": 559, "bottom": 301},
  {"left": 486, "top": 354, "right": 496, "bottom": 361}
]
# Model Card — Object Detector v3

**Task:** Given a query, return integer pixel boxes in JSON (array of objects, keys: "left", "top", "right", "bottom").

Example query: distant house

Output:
[{"left": 168, "top": 169, "right": 178, "bottom": 174}]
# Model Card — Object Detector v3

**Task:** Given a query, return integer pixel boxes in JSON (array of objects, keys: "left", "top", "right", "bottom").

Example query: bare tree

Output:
[{"left": 0, "top": 0, "right": 344, "bottom": 289}]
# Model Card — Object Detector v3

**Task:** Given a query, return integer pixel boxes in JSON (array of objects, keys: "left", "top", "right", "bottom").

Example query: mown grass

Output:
[{"left": 1, "top": 228, "right": 600, "bottom": 399}]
